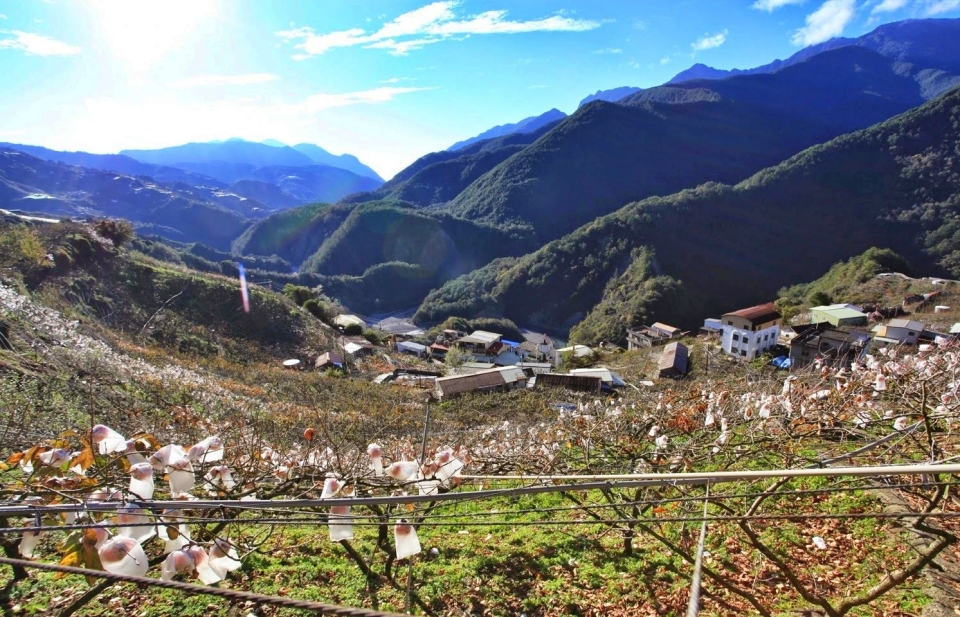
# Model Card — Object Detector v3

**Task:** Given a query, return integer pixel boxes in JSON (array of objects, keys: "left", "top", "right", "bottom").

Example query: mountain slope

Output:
[
  {"left": 290, "top": 143, "right": 383, "bottom": 182},
  {"left": 578, "top": 86, "right": 643, "bottom": 107},
  {"left": 340, "top": 121, "right": 562, "bottom": 207},
  {"left": 122, "top": 139, "right": 314, "bottom": 168},
  {"left": 447, "top": 109, "right": 567, "bottom": 151},
  {"left": 417, "top": 85, "right": 960, "bottom": 343},
  {"left": 444, "top": 46, "right": 925, "bottom": 244},
  {"left": 0, "top": 148, "right": 249, "bottom": 249}
]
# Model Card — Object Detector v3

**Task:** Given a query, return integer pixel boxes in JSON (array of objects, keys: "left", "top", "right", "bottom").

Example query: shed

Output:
[
  {"left": 569, "top": 368, "right": 626, "bottom": 389},
  {"left": 435, "top": 366, "right": 528, "bottom": 399},
  {"left": 396, "top": 341, "right": 428, "bottom": 357},
  {"left": 658, "top": 342, "right": 689, "bottom": 378},
  {"left": 535, "top": 373, "right": 603, "bottom": 393},
  {"left": 315, "top": 352, "right": 344, "bottom": 371},
  {"left": 810, "top": 305, "right": 868, "bottom": 327}
]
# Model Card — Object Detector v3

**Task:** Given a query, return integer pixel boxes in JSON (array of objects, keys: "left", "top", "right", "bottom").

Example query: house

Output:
[
  {"left": 718, "top": 303, "right": 782, "bottom": 361},
  {"left": 553, "top": 344, "right": 594, "bottom": 367},
  {"left": 334, "top": 314, "right": 366, "bottom": 330},
  {"left": 376, "top": 317, "right": 425, "bottom": 338},
  {"left": 810, "top": 304, "right": 868, "bottom": 327},
  {"left": 569, "top": 368, "right": 626, "bottom": 390},
  {"left": 871, "top": 318, "right": 924, "bottom": 346},
  {"left": 435, "top": 366, "right": 528, "bottom": 399},
  {"left": 658, "top": 342, "right": 689, "bottom": 378},
  {"left": 396, "top": 341, "right": 428, "bottom": 357},
  {"left": 535, "top": 373, "right": 603, "bottom": 393},
  {"left": 789, "top": 324, "right": 871, "bottom": 370},
  {"left": 628, "top": 322, "right": 682, "bottom": 349},
  {"left": 315, "top": 352, "right": 344, "bottom": 371},
  {"left": 520, "top": 330, "right": 556, "bottom": 362},
  {"left": 455, "top": 330, "right": 502, "bottom": 355}
]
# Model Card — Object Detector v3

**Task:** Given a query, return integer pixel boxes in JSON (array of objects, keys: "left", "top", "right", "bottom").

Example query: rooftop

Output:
[
  {"left": 457, "top": 330, "right": 502, "bottom": 345},
  {"left": 887, "top": 318, "right": 925, "bottom": 331},
  {"left": 722, "top": 302, "right": 782, "bottom": 325}
]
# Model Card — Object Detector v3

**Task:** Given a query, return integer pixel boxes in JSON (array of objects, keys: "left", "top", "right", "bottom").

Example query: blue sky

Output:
[{"left": 0, "top": 0, "right": 958, "bottom": 178}]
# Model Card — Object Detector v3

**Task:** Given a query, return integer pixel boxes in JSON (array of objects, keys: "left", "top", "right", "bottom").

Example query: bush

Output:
[
  {"left": 343, "top": 323, "right": 363, "bottom": 336},
  {"left": 93, "top": 219, "right": 136, "bottom": 247},
  {"left": 283, "top": 284, "right": 315, "bottom": 307}
]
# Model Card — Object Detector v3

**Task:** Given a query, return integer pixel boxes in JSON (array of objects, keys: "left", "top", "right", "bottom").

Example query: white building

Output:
[{"left": 718, "top": 303, "right": 782, "bottom": 361}]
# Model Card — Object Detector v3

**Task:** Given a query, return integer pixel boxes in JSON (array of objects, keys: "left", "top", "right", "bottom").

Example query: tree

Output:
[{"left": 444, "top": 345, "right": 470, "bottom": 372}]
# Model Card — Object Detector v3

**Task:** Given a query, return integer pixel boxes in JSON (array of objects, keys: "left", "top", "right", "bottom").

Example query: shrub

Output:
[{"left": 93, "top": 219, "right": 136, "bottom": 247}]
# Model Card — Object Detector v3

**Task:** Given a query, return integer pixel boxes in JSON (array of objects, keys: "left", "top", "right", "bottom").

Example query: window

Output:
[
  {"left": 732, "top": 334, "right": 739, "bottom": 341},
  {"left": 740, "top": 350, "right": 747, "bottom": 356}
]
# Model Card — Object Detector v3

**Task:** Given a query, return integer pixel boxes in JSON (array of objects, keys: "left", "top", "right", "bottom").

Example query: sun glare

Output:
[{"left": 87, "top": 0, "right": 218, "bottom": 76}]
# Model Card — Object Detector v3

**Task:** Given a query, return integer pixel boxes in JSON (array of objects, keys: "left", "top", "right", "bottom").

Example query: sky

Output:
[{"left": 0, "top": 0, "right": 958, "bottom": 179}]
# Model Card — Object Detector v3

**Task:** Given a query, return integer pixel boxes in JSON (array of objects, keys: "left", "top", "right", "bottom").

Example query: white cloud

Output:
[
  {"left": 594, "top": 47, "right": 622, "bottom": 54},
  {"left": 922, "top": 0, "right": 960, "bottom": 15},
  {"left": 791, "top": 0, "right": 856, "bottom": 46},
  {"left": 659, "top": 56, "right": 671, "bottom": 65},
  {"left": 170, "top": 73, "right": 280, "bottom": 88},
  {"left": 277, "top": 1, "right": 601, "bottom": 57},
  {"left": 0, "top": 15, "right": 7, "bottom": 19},
  {"left": 0, "top": 31, "right": 81, "bottom": 56},
  {"left": 752, "top": 0, "right": 806, "bottom": 10},
  {"left": 691, "top": 29, "right": 727, "bottom": 51},
  {"left": 290, "top": 87, "right": 436, "bottom": 114},
  {"left": 871, "top": 0, "right": 908, "bottom": 12}
]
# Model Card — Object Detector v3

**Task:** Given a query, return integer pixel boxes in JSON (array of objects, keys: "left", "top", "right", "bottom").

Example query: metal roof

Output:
[
  {"left": 457, "top": 330, "right": 502, "bottom": 345},
  {"left": 569, "top": 368, "right": 626, "bottom": 386},
  {"left": 435, "top": 366, "right": 526, "bottom": 397},
  {"left": 887, "top": 318, "right": 924, "bottom": 331},
  {"left": 658, "top": 342, "right": 689, "bottom": 374},
  {"left": 535, "top": 373, "right": 602, "bottom": 393},
  {"left": 651, "top": 322, "right": 681, "bottom": 334},
  {"left": 811, "top": 306, "right": 866, "bottom": 319},
  {"left": 722, "top": 302, "right": 782, "bottom": 325}
]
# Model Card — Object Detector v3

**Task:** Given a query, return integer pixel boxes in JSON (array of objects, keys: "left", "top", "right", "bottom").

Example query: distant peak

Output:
[{"left": 261, "top": 139, "right": 288, "bottom": 148}]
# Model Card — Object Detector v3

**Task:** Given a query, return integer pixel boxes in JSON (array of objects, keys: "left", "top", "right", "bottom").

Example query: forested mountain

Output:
[
  {"left": 447, "top": 109, "right": 567, "bottom": 151},
  {"left": 0, "top": 148, "right": 249, "bottom": 249},
  {"left": 443, "top": 46, "right": 927, "bottom": 244},
  {"left": 415, "top": 85, "right": 960, "bottom": 343},
  {"left": 339, "top": 120, "right": 562, "bottom": 207}
]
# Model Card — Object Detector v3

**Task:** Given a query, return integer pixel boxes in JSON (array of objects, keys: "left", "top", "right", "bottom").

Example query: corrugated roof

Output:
[
  {"left": 397, "top": 341, "right": 427, "bottom": 352},
  {"left": 535, "top": 373, "right": 602, "bottom": 393},
  {"left": 950, "top": 323, "right": 960, "bottom": 334},
  {"left": 569, "top": 368, "right": 626, "bottom": 386},
  {"left": 457, "top": 330, "right": 501, "bottom": 345},
  {"left": 658, "top": 342, "right": 689, "bottom": 373},
  {"left": 315, "top": 352, "right": 344, "bottom": 368},
  {"left": 435, "top": 366, "right": 525, "bottom": 396},
  {"left": 722, "top": 302, "right": 781, "bottom": 324}
]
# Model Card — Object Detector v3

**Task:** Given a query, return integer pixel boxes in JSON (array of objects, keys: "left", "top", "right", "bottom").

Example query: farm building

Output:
[
  {"left": 435, "top": 366, "right": 528, "bottom": 399},
  {"left": 535, "top": 373, "right": 603, "bottom": 393},
  {"left": 658, "top": 342, "right": 689, "bottom": 378},
  {"left": 810, "top": 304, "right": 868, "bottom": 327},
  {"left": 717, "top": 303, "right": 782, "bottom": 361},
  {"left": 396, "top": 341, "right": 428, "bottom": 357}
]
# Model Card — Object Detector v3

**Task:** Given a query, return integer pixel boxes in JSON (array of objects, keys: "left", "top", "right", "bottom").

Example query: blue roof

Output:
[
  {"left": 770, "top": 356, "right": 792, "bottom": 369},
  {"left": 501, "top": 339, "right": 520, "bottom": 347}
]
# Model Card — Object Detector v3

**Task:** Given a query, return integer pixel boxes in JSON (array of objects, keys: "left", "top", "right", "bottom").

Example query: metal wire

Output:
[
  {"left": 3, "top": 462, "right": 958, "bottom": 518},
  {"left": 0, "top": 556, "right": 408, "bottom": 616},
  {"left": 686, "top": 485, "right": 710, "bottom": 617}
]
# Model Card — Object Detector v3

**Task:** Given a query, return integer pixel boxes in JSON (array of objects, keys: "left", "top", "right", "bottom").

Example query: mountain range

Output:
[
  {"left": 447, "top": 109, "right": 567, "bottom": 151},
  {"left": 4, "top": 17, "right": 960, "bottom": 342}
]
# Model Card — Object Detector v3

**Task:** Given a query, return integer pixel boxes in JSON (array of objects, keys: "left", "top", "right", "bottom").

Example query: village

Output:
[{"left": 304, "top": 275, "right": 960, "bottom": 401}]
